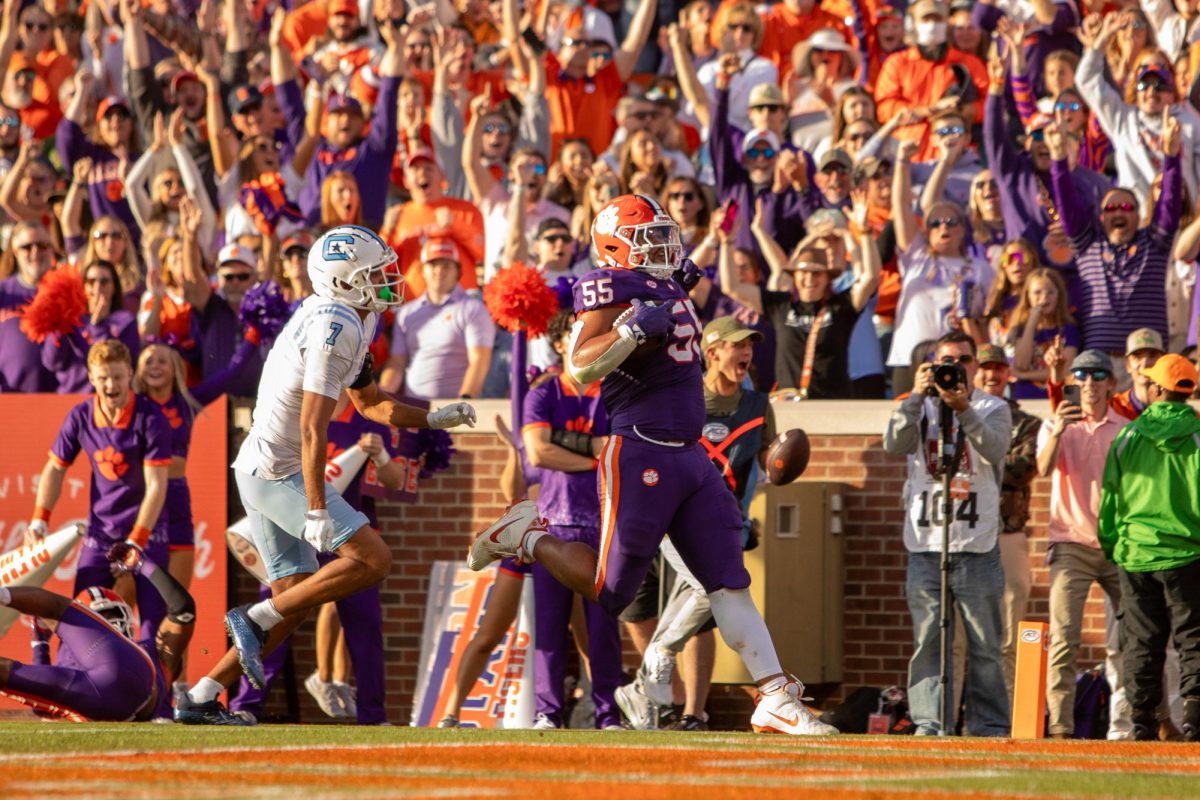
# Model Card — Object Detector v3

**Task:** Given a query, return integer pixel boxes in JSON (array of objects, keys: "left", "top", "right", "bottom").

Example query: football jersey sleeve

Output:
[
  {"left": 521, "top": 380, "right": 555, "bottom": 434},
  {"left": 140, "top": 399, "right": 175, "bottom": 466},
  {"left": 49, "top": 403, "right": 85, "bottom": 466},
  {"left": 302, "top": 305, "right": 363, "bottom": 400}
]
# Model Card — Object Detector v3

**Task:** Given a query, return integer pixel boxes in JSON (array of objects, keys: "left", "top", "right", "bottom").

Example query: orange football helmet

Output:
[
  {"left": 590, "top": 194, "right": 682, "bottom": 279},
  {"left": 75, "top": 586, "right": 137, "bottom": 640}
]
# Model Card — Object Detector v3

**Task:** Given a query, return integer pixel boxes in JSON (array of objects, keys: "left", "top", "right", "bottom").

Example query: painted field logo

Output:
[
  {"left": 642, "top": 469, "right": 659, "bottom": 487},
  {"left": 1021, "top": 629, "right": 1042, "bottom": 644}
]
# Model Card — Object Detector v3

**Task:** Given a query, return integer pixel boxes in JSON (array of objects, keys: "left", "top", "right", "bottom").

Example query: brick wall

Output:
[{"left": 236, "top": 400, "right": 1114, "bottom": 724}]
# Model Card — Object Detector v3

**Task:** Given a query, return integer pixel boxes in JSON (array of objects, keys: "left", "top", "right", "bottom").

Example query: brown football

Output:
[{"left": 766, "top": 429, "right": 811, "bottom": 485}]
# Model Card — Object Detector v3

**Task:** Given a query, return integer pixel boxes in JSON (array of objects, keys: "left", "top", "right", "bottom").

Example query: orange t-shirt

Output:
[
  {"left": 18, "top": 99, "right": 62, "bottom": 141},
  {"left": 283, "top": 1, "right": 328, "bottom": 63},
  {"left": 382, "top": 197, "right": 486, "bottom": 300},
  {"left": 874, "top": 46, "right": 988, "bottom": 162},
  {"left": 543, "top": 52, "right": 623, "bottom": 159},
  {"left": 759, "top": 4, "right": 850, "bottom": 76}
]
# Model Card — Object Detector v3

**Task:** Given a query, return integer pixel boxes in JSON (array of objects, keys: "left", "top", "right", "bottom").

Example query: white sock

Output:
[
  {"left": 519, "top": 529, "right": 546, "bottom": 562},
  {"left": 247, "top": 599, "right": 284, "bottom": 630},
  {"left": 707, "top": 588, "right": 784, "bottom": 682},
  {"left": 188, "top": 677, "right": 223, "bottom": 704},
  {"left": 0, "top": 587, "right": 10, "bottom": 606}
]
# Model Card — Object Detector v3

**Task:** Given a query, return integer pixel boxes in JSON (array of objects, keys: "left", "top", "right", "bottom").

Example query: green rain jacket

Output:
[{"left": 1098, "top": 401, "right": 1200, "bottom": 572}]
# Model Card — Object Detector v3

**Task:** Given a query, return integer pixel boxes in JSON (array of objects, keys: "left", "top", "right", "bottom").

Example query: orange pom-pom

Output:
[
  {"left": 19, "top": 267, "right": 87, "bottom": 344},
  {"left": 483, "top": 262, "right": 560, "bottom": 337}
]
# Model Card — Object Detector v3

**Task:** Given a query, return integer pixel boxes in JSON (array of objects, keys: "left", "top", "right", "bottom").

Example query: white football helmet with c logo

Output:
[{"left": 308, "top": 225, "right": 403, "bottom": 312}]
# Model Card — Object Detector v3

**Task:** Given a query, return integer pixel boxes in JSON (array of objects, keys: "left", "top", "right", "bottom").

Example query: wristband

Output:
[
  {"left": 33, "top": 506, "right": 51, "bottom": 522},
  {"left": 371, "top": 448, "right": 391, "bottom": 467},
  {"left": 128, "top": 525, "right": 152, "bottom": 549}
]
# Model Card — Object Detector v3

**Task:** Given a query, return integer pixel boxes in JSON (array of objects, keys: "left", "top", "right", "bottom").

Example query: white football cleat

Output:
[
  {"left": 750, "top": 678, "right": 839, "bottom": 736},
  {"left": 615, "top": 681, "right": 659, "bottom": 731},
  {"left": 640, "top": 645, "right": 676, "bottom": 707},
  {"left": 467, "top": 499, "right": 546, "bottom": 571}
]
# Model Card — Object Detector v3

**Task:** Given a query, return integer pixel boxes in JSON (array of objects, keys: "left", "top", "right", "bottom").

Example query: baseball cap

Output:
[
  {"left": 1136, "top": 66, "right": 1173, "bottom": 87},
  {"left": 281, "top": 231, "right": 314, "bottom": 254},
  {"left": 852, "top": 155, "right": 891, "bottom": 185},
  {"left": 420, "top": 237, "right": 460, "bottom": 264},
  {"left": 977, "top": 344, "right": 1008, "bottom": 366},
  {"left": 910, "top": 0, "right": 949, "bottom": 17},
  {"left": 228, "top": 84, "right": 264, "bottom": 114},
  {"left": 818, "top": 148, "right": 853, "bottom": 171},
  {"left": 874, "top": 3, "right": 904, "bottom": 22},
  {"left": 1125, "top": 328, "right": 1165, "bottom": 356},
  {"left": 790, "top": 247, "right": 830, "bottom": 272},
  {"left": 404, "top": 147, "right": 439, "bottom": 170},
  {"left": 95, "top": 96, "right": 130, "bottom": 123},
  {"left": 702, "top": 316, "right": 764, "bottom": 348},
  {"left": 217, "top": 243, "right": 256, "bottom": 267},
  {"left": 1026, "top": 112, "right": 1054, "bottom": 135},
  {"left": 1143, "top": 353, "right": 1198, "bottom": 393},
  {"left": 747, "top": 83, "right": 785, "bottom": 109},
  {"left": 741, "top": 128, "right": 781, "bottom": 157},
  {"left": 327, "top": 94, "right": 364, "bottom": 116},
  {"left": 535, "top": 217, "right": 570, "bottom": 238},
  {"left": 328, "top": 0, "right": 359, "bottom": 16},
  {"left": 170, "top": 70, "right": 200, "bottom": 94},
  {"left": 1070, "top": 349, "right": 1114, "bottom": 373}
]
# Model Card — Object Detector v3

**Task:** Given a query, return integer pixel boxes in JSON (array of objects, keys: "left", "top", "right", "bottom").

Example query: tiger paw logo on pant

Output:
[{"left": 93, "top": 446, "right": 129, "bottom": 480}]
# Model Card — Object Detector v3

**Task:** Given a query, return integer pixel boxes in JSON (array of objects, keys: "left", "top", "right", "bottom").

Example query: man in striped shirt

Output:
[{"left": 1044, "top": 114, "right": 1182, "bottom": 389}]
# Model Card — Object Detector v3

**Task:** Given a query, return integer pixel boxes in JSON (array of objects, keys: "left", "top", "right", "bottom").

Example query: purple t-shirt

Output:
[
  {"left": 1011, "top": 323, "right": 1080, "bottom": 400},
  {"left": 573, "top": 268, "right": 706, "bottom": 443},
  {"left": 522, "top": 374, "right": 608, "bottom": 528},
  {"left": 42, "top": 311, "right": 140, "bottom": 394},
  {"left": 327, "top": 405, "right": 399, "bottom": 527},
  {"left": 0, "top": 275, "right": 55, "bottom": 392},
  {"left": 50, "top": 395, "right": 173, "bottom": 545},
  {"left": 56, "top": 119, "right": 140, "bottom": 246}
]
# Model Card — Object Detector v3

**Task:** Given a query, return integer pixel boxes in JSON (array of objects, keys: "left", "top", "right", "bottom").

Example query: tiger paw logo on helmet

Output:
[
  {"left": 590, "top": 194, "right": 682, "bottom": 279},
  {"left": 594, "top": 204, "right": 620, "bottom": 237}
]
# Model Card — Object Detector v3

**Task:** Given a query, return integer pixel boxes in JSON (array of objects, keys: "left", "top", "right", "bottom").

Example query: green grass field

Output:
[{"left": 1, "top": 723, "right": 1199, "bottom": 799}]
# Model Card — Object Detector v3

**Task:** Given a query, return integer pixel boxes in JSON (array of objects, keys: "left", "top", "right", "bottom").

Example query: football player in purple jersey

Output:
[{"left": 469, "top": 194, "right": 838, "bottom": 736}]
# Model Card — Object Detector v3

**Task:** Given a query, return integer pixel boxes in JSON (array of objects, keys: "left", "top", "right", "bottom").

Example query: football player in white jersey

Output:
[{"left": 176, "top": 225, "right": 476, "bottom": 725}]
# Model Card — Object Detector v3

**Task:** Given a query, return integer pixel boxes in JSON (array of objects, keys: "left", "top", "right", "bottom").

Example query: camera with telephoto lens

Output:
[{"left": 926, "top": 360, "right": 967, "bottom": 396}]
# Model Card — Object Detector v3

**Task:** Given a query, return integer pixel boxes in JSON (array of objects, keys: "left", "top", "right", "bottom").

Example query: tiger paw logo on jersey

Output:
[
  {"left": 161, "top": 406, "right": 184, "bottom": 430},
  {"left": 642, "top": 468, "right": 659, "bottom": 487},
  {"left": 94, "top": 446, "right": 129, "bottom": 480}
]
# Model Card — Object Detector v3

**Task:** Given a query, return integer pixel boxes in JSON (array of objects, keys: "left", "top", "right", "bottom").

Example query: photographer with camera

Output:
[{"left": 884, "top": 331, "right": 1012, "bottom": 736}]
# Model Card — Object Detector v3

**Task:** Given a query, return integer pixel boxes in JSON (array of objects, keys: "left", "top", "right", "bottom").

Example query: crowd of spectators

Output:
[{"left": 1, "top": 0, "right": 1199, "bottom": 736}]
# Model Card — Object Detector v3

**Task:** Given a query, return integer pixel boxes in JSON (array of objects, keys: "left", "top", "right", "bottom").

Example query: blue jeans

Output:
[{"left": 906, "top": 546, "right": 1011, "bottom": 736}]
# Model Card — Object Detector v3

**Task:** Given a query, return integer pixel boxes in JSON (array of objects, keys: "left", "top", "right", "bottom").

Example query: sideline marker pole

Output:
[{"left": 1011, "top": 620, "right": 1050, "bottom": 739}]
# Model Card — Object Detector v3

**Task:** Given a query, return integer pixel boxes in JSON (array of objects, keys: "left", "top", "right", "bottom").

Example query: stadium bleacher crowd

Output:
[{"left": 2, "top": 0, "right": 1200, "bottom": 739}]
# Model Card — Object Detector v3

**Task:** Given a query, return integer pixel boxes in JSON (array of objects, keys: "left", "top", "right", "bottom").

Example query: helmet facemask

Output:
[{"left": 620, "top": 221, "right": 682, "bottom": 279}]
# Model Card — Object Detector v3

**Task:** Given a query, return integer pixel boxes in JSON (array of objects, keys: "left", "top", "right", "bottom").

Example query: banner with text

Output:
[{"left": 410, "top": 561, "right": 534, "bottom": 729}]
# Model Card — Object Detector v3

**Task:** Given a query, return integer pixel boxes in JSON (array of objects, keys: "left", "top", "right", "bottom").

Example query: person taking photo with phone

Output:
[{"left": 1036, "top": 350, "right": 1132, "bottom": 739}]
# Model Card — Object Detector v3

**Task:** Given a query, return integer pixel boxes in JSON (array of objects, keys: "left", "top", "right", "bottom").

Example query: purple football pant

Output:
[
  {"left": 533, "top": 525, "right": 622, "bottom": 728},
  {"left": 75, "top": 537, "right": 170, "bottom": 646},
  {"left": 595, "top": 436, "right": 749, "bottom": 616},
  {"left": 230, "top": 558, "right": 387, "bottom": 724},
  {"left": 4, "top": 606, "right": 156, "bottom": 721}
]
